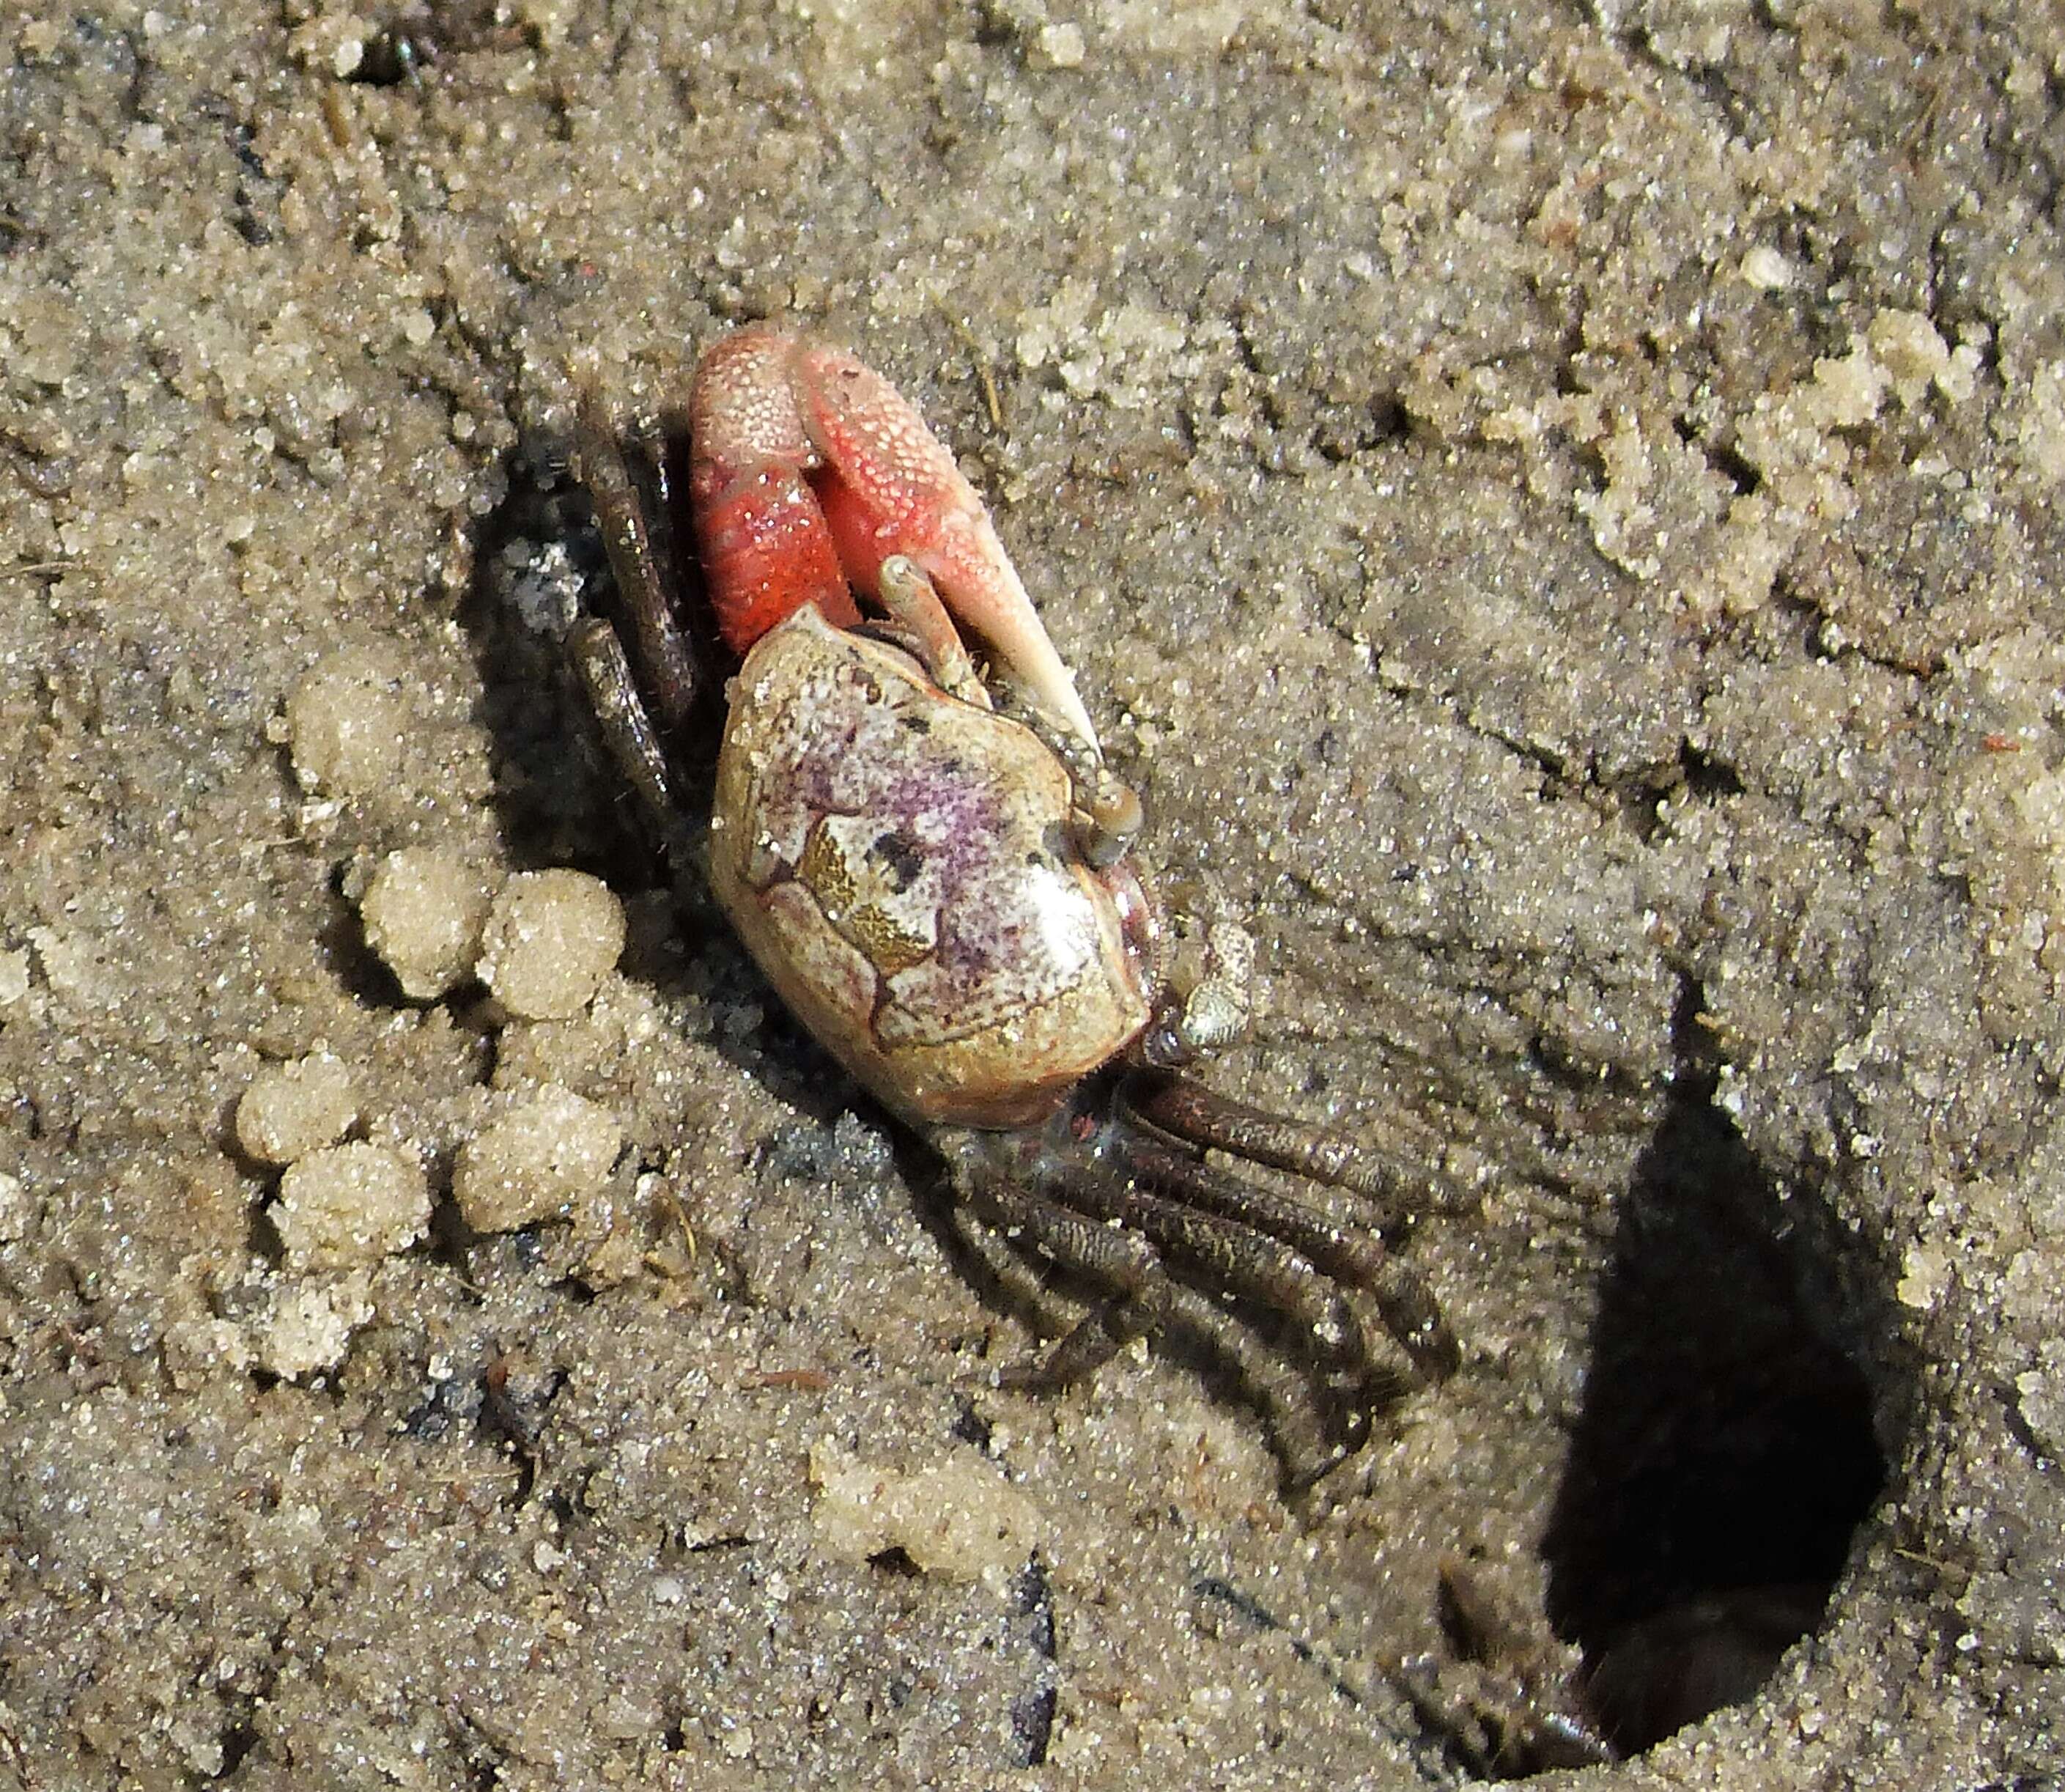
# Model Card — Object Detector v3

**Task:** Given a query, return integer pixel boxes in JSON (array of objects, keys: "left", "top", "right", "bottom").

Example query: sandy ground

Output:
[{"left": 3, "top": 1, "right": 2062, "bottom": 1786}]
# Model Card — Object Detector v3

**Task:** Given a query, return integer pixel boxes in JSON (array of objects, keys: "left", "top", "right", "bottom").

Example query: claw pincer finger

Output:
[{"left": 791, "top": 339, "right": 1101, "bottom": 751}]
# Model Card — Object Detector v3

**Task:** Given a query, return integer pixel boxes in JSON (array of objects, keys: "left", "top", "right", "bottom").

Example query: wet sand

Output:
[{"left": 1, "top": 3, "right": 2059, "bottom": 1785}]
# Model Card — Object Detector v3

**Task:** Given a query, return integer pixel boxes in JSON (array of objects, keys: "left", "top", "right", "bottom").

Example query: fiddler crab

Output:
[{"left": 571, "top": 322, "right": 1464, "bottom": 1482}]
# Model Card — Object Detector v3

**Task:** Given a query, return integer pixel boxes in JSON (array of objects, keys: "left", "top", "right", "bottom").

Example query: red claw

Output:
[
  {"left": 687, "top": 323, "right": 1101, "bottom": 752},
  {"left": 687, "top": 328, "right": 864, "bottom": 651}
]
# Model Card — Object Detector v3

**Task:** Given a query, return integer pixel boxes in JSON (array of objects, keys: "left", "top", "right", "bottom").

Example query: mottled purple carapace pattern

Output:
[
  {"left": 710, "top": 608, "right": 1148, "bottom": 1120},
  {"left": 741, "top": 613, "right": 1112, "bottom": 1042}
]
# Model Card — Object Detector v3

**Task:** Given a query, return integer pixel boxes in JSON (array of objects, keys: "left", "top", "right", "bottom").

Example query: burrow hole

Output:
[{"left": 1535, "top": 1078, "right": 1891, "bottom": 1762}]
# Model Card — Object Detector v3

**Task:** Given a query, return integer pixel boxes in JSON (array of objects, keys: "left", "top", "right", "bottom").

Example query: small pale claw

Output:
[
  {"left": 787, "top": 337, "right": 1103, "bottom": 754},
  {"left": 873, "top": 554, "right": 988, "bottom": 710}
]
